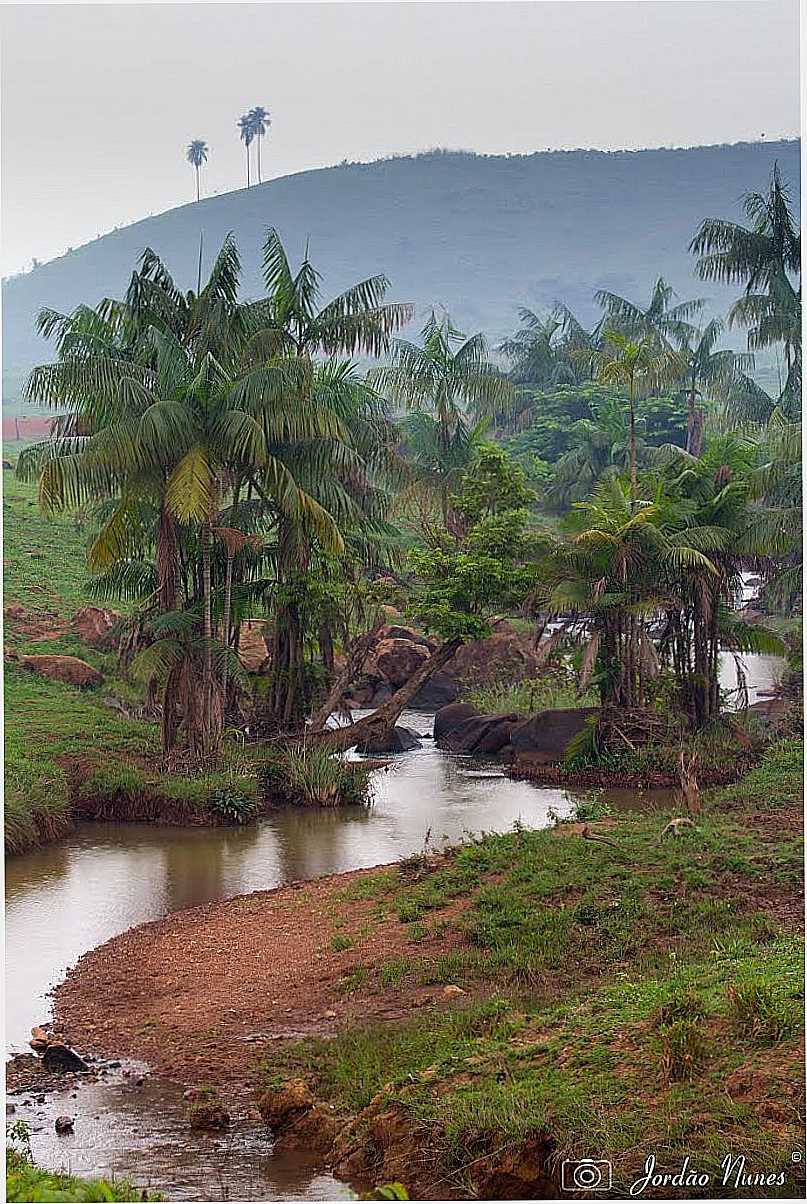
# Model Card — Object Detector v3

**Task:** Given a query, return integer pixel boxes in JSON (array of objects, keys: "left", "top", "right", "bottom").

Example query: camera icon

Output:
[{"left": 561, "top": 1158, "right": 613, "bottom": 1192}]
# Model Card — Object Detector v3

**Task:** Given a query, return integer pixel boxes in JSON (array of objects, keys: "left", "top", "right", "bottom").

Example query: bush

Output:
[
  {"left": 6, "top": 1146, "right": 161, "bottom": 1202},
  {"left": 464, "top": 673, "right": 590, "bottom": 716},
  {"left": 258, "top": 742, "right": 373, "bottom": 807},
  {"left": 207, "top": 787, "right": 259, "bottom": 825}
]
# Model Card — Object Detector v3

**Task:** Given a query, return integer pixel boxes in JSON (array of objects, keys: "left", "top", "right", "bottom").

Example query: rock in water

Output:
[
  {"left": 42, "top": 1043, "right": 89, "bottom": 1073},
  {"left": 55, "top": 1116, "right": 74, "bottom": 1134},
  {"left": 188, "top": 1096, "right": 231, "bottom": 1131},
  {"left": 354, "top": 725, "right": 421, "bottom": 754}
]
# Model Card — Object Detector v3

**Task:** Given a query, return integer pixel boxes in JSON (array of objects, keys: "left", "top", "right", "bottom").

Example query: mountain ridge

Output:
[{"left": 2, "top": 139, "right": 799, "bottom": 391}]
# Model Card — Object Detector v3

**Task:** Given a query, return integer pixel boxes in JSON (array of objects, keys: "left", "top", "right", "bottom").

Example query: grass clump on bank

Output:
[
  {"left": 258, "top": 741, "right": 373, "bottom": 807},
  {"left": 265, "top": 741, "right": 804, "bottom": 1198},
  {"left": 4, "top": 668, "right": 260, "bottom": 853}
]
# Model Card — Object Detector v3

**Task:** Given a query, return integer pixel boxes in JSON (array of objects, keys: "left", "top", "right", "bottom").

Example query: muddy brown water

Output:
[{"left": 5, "top": 655, "right": 781, "bottom": 1201}]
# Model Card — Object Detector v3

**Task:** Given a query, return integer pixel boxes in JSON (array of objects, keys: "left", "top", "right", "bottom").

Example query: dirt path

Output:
[{"left": 54, "top": 859, "right": 470, "bottom": 1091}]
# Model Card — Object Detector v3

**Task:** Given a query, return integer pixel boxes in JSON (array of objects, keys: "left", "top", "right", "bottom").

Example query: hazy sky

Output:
[{"left": 1, "top": 0, "right": 800, "bottom": 276}]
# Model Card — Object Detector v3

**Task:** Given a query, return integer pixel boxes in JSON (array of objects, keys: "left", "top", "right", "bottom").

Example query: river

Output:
[{"left": 5, "top": 653, "right": 782, "bottom": 1199}]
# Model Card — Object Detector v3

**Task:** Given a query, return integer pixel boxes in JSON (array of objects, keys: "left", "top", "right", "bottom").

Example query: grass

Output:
[
  {"left": 3, "top": 474, "right": 105, "bottom": 622},
  {"left": 463, "top": 673, "right": 593, "bottom": 716},
  {"left": 6, "top": 1147, "right": 162, "bottom": 1202},
  {"left": 257, "top": 740, "right": 373, "bottom": 808},
  {"left": 264, "top": 742, "right": 804, "bottom": 1198},
  {"left": 4, "top": 668, "right": 259, "bottom": 853}
]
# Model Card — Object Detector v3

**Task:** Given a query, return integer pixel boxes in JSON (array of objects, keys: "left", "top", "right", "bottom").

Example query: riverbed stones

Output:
[{"left": 353, "top": 724, "right": 422, "bottom": 754}]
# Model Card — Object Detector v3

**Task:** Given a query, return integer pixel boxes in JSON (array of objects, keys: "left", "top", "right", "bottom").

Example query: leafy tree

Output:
[
  {"left": 186, "top": 139, "right": 208, "bottom": 202},
  {"left": 690, "top": 164, "right": 801, "bottom": 402}
]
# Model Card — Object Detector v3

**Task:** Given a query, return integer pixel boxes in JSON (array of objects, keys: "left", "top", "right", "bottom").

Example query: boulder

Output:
[
  {"left": 70, "top": 606, "right": 121, "bottom": 649},
  {"left": 411, "top": 670, "right": 460, "bottom": 709},
  {"left": 443, "top": 623, "right": 541, "bottom": 687},
  {"left": 436, "top": 707, "right": 519, "bottom": 755},
  {"left": 188, "top": 1096, "right": 231, "bottom": 1131},
  {"left": 238, "top": 621, "right": 270, "bottom": 672},
  {"left": 509, "top": 707, "right": 597, "bottom": 764},
  {"left": 20, "top": 655, "right": 103, "bottom": 688},
  {"left": 354, "top": 725, "right": 421, "bottom": 754},
  {"left": 377, "top": 624, "right": 434, "bottom": 648},
  {"left": 370, "top": 638, "right": 432, "bottom": 689},
  {"left": 42, "top": 1043, "right": 89, "bottom": 1073},
  {"left": 434, "top": 702, "right": 482, "bottom": 742},
  {"left": 257, "top": 1079, "right": 314, "bottom": 1128}
]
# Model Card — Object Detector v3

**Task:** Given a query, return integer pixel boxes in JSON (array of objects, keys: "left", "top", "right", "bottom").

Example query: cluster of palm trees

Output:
[
  {"left": 184, "top": 106, "right": 271, "bottom": 202},
  {"left": 237, "top": 105, "right": 271, "bottom": 188},
  {"left": 20, "top": 230, "right": 411, "bottom": 755},
  {"left": 18, "top": 166, "right": 801, "bottom": 762}
]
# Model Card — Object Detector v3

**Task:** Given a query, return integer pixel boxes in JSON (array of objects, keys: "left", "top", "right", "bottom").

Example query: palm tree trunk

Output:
[
  {"left": 257, "top": 135, "right": 262, "bottom": 184},
  {"left": 201, "top": 517, "right": 213, "bottom": 750},
  {"left": 157, "top": 500, "right": 179, "bottom": 613},
  {"left": 196, "top": 166, "right": 200, "bottom": 202},
  {"left": 221, "top": 551, "right": 234, "bottom": 696},
  {"left": 629, "top": 378, "right": 638, "bottom": 504}
]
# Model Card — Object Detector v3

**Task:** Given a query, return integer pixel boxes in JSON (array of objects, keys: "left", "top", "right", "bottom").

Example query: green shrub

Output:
[
  {"left": 258, "top": 742, "right": 373, "bottom": 807},
  {"left": 464, "top": 674, "right": 591, "bottom": 716},
  {"left": 207, "top": 787, "right": 259, "bottom": 825},
  {"left": 6, "top": 1147, "right": 161, "bottom": 1202}
]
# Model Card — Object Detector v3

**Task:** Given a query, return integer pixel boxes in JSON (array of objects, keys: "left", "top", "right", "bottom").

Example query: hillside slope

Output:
[{"left": 2, "top": 140, "right": 799, "bottom": 391}]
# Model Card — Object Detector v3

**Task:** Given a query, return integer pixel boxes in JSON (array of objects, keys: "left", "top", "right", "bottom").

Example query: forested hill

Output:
[{"left": 2, "top": 140, "right": 799, "bottom": 389}]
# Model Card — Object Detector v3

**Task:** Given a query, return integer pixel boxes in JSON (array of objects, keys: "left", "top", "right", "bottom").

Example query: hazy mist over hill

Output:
[{"left": 2, "top": 140, "right": 799, "bottom": 396}]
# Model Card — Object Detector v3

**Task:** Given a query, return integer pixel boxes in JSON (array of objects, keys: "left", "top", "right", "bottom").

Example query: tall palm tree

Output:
[
  {"left": 375, "top": 311, "right": 513, "bottom": 519},
  {"left": 19, "top": 235, "right": 353, "bottom": 753},
  {"left": 678, "top": 319, "right": 753, "bottom": 457},
  {"left": 238, "top": 227, "right": 413, "bottom": 726},
  {"left": 588, "top": 331, "right": 685, "bottom": 501},
  {"left": 690, "top": 164, "right": 801, "bottom": 401},
  {"left": 249, "top": 106, "right": 271, "bottom": 184},
  {"left": 595, "top": 277, "right": 703, "bottom": 346},
  {"left": 237, "top": 114, "right": 254, "bottom": 187},
  {"left": 186, "top": 140, "right": 208, "bottom": 202}
]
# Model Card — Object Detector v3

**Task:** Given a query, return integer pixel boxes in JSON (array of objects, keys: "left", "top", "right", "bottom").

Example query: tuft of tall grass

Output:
[
  {"left": 257, "top": 741, "right": 373, "bottom": 808},
  {"left": 464, "top": 674, "right": 592, "bottom": 716}
]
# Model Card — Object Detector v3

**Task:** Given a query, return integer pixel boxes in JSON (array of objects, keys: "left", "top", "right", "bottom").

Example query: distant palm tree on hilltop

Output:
[
  {"left": 249, "top": 106, "right": 271, "bottom": 184},
  {"left": 186, "top": 140, "right": 208, "bottom": 202},
  {"left": 237, "top": 115, "right": 254, "bottom": 188}
]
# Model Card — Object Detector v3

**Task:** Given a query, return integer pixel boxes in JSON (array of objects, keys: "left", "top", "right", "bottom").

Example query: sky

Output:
[{"left": 0, "top": 0, "right": 800, "bottom": 276}]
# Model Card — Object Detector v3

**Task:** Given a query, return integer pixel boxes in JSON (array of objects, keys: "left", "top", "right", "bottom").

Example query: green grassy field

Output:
[
  {"left": 3, "top": 472, "right": 102, "bottom": 619},
  {"left": 266, "top": 740, "right": 805, "bottom": 1199}
]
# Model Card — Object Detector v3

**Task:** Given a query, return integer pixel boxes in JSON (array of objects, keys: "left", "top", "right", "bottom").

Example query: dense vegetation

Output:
[{"left": 11, "top": 163, "right": 799, "bottom": 783}]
